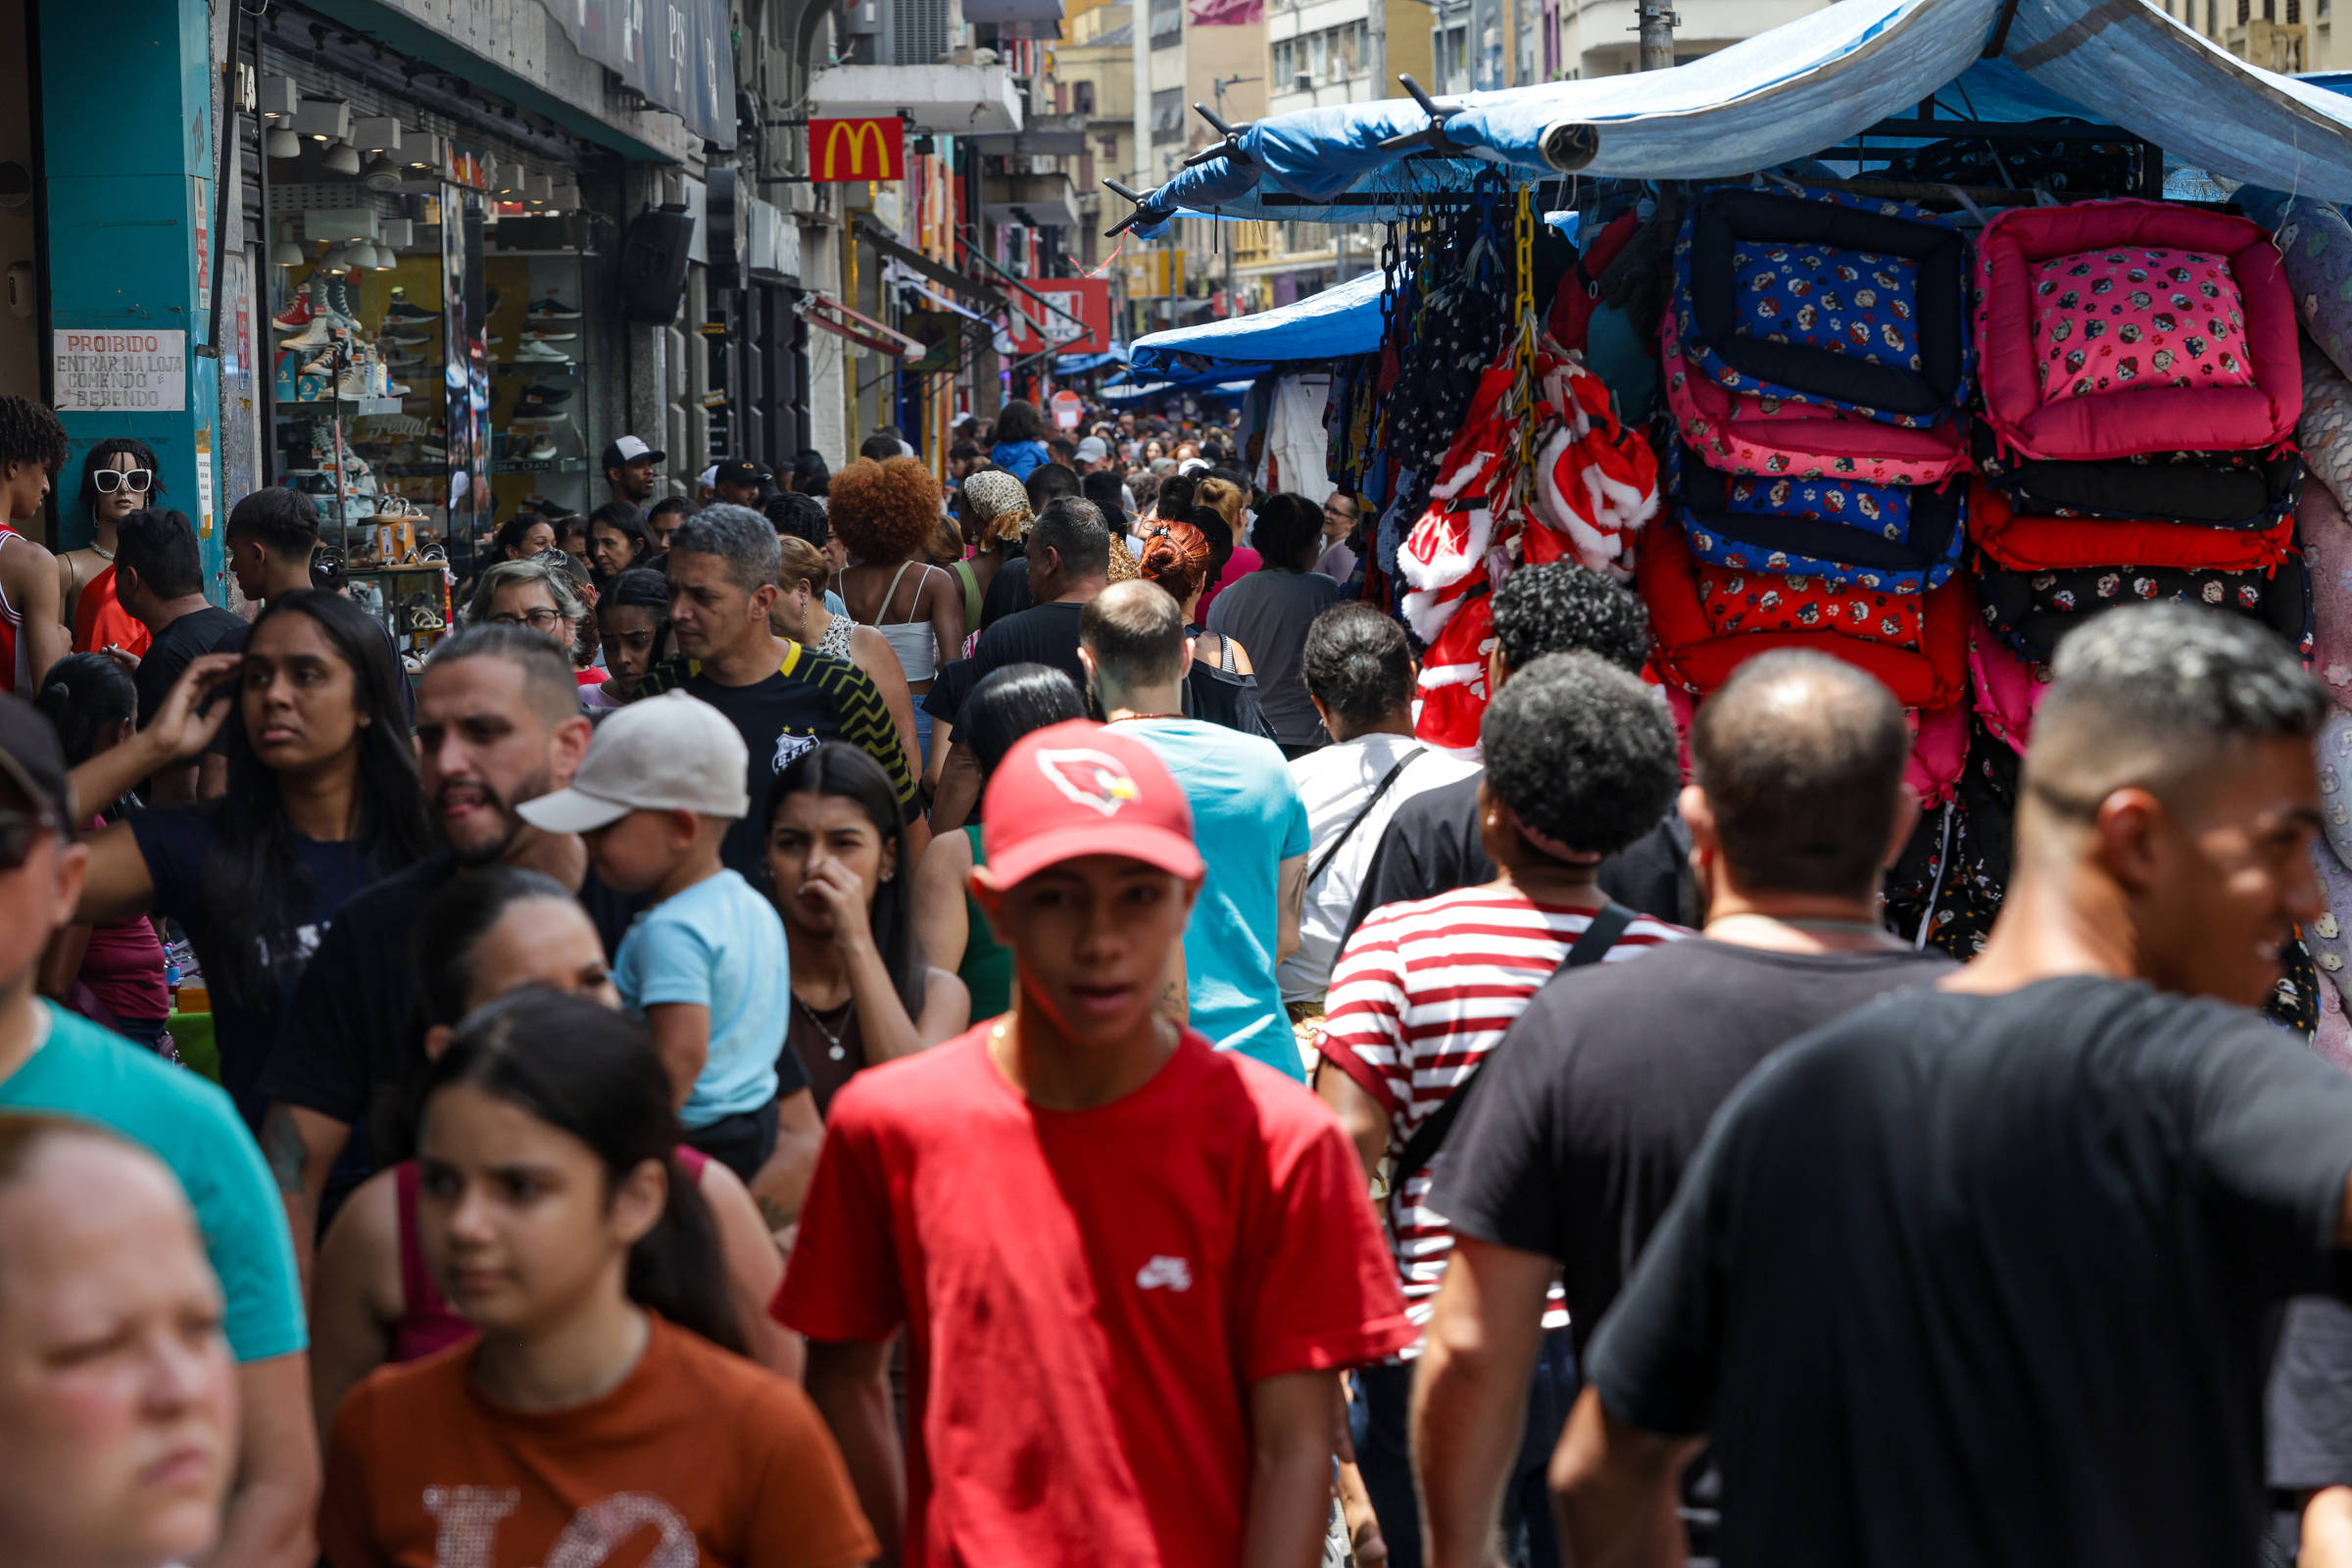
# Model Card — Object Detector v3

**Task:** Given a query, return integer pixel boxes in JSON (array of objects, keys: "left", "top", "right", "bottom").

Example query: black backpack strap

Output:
[
  {"left": 1390, "top": 902, "right": 1637, "bottom": 1188},
  {"left": 1306, "top": 748, "right": 1425, "bottom": 892}
]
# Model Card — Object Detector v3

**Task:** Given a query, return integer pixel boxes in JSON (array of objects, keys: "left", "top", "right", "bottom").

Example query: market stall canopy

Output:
[
  {"left": 1122, "top": 0, "right": 2352, "bottom": 235},
  {"left": 1055, "top": 347, "right": 1128, "bottom": 373},
  {"left": 1129, "top": 270, "right": 1389, "bottom": 375}
]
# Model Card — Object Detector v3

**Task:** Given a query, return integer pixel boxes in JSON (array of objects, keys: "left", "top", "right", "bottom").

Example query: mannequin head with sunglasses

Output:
[{"left": 58, "top": 441, "right": 162, "bottom": 624}]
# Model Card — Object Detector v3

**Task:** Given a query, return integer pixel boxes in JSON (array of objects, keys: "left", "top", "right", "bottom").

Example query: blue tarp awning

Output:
[
  {"left": 1125, "top": 0, "right": 2352, "bottom": 236},
  {"left": 1054, "top": 347, "right": 1127, "bottom": 374},
  {"left": 1130, "top": 270, "right": 1389, "bottom": 374}
]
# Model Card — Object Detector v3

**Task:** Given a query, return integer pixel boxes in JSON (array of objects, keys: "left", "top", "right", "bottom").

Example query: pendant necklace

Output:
[{"left": 795, "top": 994, "right": 851, "bottom": 1061}]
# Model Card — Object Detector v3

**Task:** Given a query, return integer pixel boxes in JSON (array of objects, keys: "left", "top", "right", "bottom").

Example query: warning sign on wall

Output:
[{"left": 52, "top": 330, "right": 187, "bottom": 413}]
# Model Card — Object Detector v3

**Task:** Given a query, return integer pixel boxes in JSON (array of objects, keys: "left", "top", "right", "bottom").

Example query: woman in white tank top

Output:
[{"left": 827, "top": 458, "right": 967, "bottom": 780}]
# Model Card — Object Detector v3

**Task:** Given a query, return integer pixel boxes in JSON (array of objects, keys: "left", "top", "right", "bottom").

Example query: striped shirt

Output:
[{"left": 1318, "top": 885, "right": 1686, "bottom": 1353}]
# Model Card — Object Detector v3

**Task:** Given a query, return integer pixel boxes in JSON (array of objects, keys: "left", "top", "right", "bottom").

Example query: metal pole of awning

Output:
[{"left": 800, "top": 294, "right": 927, "bottom": 360}]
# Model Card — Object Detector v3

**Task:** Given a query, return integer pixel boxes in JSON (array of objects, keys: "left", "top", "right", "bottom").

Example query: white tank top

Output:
[{"left": 869, "top": 560, "right": 940, "bottom": 684}]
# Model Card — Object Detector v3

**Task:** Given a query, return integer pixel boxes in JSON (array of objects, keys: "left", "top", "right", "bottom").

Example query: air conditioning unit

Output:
[{"left": 881, "top": 0, "right": 954, "bottom": 64}]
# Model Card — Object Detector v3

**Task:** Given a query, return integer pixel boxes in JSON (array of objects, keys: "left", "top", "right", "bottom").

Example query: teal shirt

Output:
[
  {"left": 1127, "top": 718, "right": 1313, "bottom": 1078},
  {"left": 2, "top": 1004, "right": 307, "bottom": 1362},
  {"left": 614, "top": 868, "right": 789, "bottom": 1127}
]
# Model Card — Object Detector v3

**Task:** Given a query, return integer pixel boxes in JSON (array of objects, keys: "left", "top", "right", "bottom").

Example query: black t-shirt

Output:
[
  {"left": 134, "top": 606, "right": 246, "bottom": 753},
  {"left": 966, "top": 601, "right": 1089, "bottom": 712},
  {"left": 2269, "top": 1297, "right": 2352, "bottom": 1493},
  {"left": 924, "top": 655, "right": 981, "bottom": 726},
  {"left": 1440, "top": 938, "right": 1952, "bottom": 1351},
  {"left": 1586, "top": 976, "right": 2352, "bottom": 1568},
  {"left": 638, "top": 647, "right": 919, "bottom": 883},
  {"left": 981, "top": 555, "right": 1032, "bottom": 628},
  {"left": 1343, "top": 769, "right": 1694, "bottom": 939},
  {"left": 257, "top": 851, "right": 781, "bottom": 1212},
  {"left": 127, "top": 803, "right": 384, "bottom": 1128}
]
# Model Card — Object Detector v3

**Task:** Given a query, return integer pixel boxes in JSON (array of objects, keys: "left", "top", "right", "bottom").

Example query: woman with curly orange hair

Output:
[
  {"left": 1137, "top": 520, "right": 1275, "bottom": 742},
  {"left": 828, "top": 457, "right": 965, "bottom": 765}
]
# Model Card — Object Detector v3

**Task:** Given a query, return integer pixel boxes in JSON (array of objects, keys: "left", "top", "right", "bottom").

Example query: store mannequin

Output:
[{"left": 57, "top": 439, "right": 161, "bottom": 656}]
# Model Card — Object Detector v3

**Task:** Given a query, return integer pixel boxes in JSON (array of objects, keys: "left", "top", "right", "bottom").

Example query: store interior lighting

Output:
[
  {"left": 551, "top": 181, "right": 582, "bottom": 210},
  {"left": 270, "top": 228, "right": 305, "bottom": 267},
  {"left": 257, "top": 74, "right": 299, "bottom": 121},
  {"left": 291, "top": 98, "right": 353, "bottom": 143},
  {"left": 524, "top": 172, "right": 553, "bottom": 206},
  {"left": 406, "top": 132, "right": 444, "bottom": 172},
  {"left": 353, "top": 117, "right": 403, "bottom": 154},
  {"left": 265, "top": 125, "right": 301, "bottom": 159},
  {"left": 322, "top": 139, "right": 362, "bottom": 176},
  {"left": 362, "top": 153, "right": 403, "bottom": 192}
]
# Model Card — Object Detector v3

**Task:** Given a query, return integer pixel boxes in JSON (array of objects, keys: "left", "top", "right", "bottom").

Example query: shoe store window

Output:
[{"left": 482, "top": 240, "right": 591, "bottom": 552}]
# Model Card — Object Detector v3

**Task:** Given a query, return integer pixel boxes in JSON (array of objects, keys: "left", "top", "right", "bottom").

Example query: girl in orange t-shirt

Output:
[{"left": 318, "top": 990, "right": 875, "bottom": 1568}]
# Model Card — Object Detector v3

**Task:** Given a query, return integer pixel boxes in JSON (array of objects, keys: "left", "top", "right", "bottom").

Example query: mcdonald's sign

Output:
[{"left": 808, "top": 117, "right": 905, "bottom": 182}]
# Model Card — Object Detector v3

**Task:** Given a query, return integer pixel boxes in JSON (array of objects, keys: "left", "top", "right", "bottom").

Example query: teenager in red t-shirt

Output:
[{"left": 774, "top": 717, "right": 1414, "bottom": 1568}]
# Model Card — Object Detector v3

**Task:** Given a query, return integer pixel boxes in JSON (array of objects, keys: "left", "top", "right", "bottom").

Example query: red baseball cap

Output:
[{"left": 982, "top": 718, "right": 1204, "bottom": 888}]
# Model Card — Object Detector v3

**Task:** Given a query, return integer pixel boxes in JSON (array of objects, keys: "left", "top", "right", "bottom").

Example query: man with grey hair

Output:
[
  {"left": 1412, "top": 650, "right": 1949, "bottom": 1568},
  {"left": 641, "top": 502, "right": 921, "bottom": 879},
  {"left": 1553, "top": 604, "right": 2352, "bottom": 1568}
]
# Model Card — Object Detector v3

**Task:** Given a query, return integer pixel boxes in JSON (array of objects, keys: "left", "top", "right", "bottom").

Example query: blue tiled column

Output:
[{"left": 40, "top": 0, "right": 223, "bottom": 591}]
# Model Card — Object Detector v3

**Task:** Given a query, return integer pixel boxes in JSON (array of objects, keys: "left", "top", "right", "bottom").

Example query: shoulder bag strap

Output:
[
  {"left": 1305, "top": 749, "right": 1425, "bottom": 893},
  {"left": 1390, "top": 902, "right": 1638, "bottom": 1187}
]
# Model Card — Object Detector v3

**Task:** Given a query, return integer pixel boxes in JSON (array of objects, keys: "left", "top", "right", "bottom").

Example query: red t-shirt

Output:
[{"left": 772, "top": 1024, "right": 1413, "bottom": 1567}]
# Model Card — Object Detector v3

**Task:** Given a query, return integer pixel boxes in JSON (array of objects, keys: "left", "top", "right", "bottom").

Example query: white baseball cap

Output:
[
  {"left": 698, "top": 465, "right": 719, "bottom": 490},
  {"left": 516, "top": 691, "right": 750, "bottom": 831},
  {"left": 1074, "top": 435, "right": 1109, "bottom": 463}
]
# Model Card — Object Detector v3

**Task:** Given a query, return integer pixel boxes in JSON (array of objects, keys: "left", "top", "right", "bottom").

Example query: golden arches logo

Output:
[{"left": 809, "top": 118, "right": 902, "bottom": 182}]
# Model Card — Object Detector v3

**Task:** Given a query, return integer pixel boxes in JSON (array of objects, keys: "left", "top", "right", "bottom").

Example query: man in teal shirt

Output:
[
  {"left": 0, "top": 691, "right": 314, "bottom": 1567},
  {"left": 1078, "top": 581, "right": 1311, "bottom": 1077}
]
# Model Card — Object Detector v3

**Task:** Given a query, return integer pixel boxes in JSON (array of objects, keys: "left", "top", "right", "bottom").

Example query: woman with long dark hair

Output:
[
  {"left": 69, "top": 589, "right": 432, "bottom": 1125},
  {"left": 308, "top": 868, "right": 800, "bottom": 1443},
  {"left": 59, "top": 437, "right": 163, "bottom": 656},
  {"left": 586, "top": 501, "right": 652, "bottom": 586},
  {"left": 31, "top": 655, "right": 170, "bottom": 1049},
  {"left": 764, "top": 743, "right": 966, "bottom": 1115},
  {"left": 318, "top": 988, "right": 874, "bottom": 1568},
  {"left": 987, "top": 398, "right": 1053, "bottom": 481},
  {"left": 908, "top": 662, "right": 1089, "bottom": 1021}
]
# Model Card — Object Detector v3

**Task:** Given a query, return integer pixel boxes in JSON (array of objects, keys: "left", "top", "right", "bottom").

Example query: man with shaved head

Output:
[
  {"left": 1411, "top": 648, "right": 1949, "bottom": 1568},
  {"left": 1550, "top": 604, "right": 2352, "bottom": 1568}
]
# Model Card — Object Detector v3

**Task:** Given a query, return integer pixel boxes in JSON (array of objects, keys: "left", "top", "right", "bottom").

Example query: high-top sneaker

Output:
[
  {"left": 324, "top": 277, "right": 362, "bottom": 328},
  {"left": 280, "top": 312, "right": 337, "bottom": 349},
  {"left": 271, "top": 282, "right": 318, "bottom": 330}
]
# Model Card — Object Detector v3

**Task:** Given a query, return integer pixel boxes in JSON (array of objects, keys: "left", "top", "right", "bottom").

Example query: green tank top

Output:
[{"left": 959, "top": 824, "right": 1014, "bottom": 1020}]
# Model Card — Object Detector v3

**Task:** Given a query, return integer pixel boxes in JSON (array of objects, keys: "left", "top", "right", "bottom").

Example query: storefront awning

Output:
[
  {"left": 799, "top": 295, "right": 926, "bottom": 361},
  {"left": 1120, "top": 0, "right": 2352, "bottom": 234},
  {"left": 1130, "top": 270, "right": 1387, "bottom": 375},
  {"left": 856, "top": 219, "right": 1009, "bottom": 312},
  {"left": 1054, "top": 347, "right": 1127, "bottom": 373},
  {"left": 807, "top": 64, "right": 1024, "bottom": 134}
]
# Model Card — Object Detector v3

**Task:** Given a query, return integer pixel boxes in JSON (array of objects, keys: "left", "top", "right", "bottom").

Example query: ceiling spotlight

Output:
[
  {"left": 258, "top": 74, "right": 299, "bottom": 119},
  {"left": 380, "top": 219, "right": 415, "bottom": 249},
  {"left": 362, "top": 153, "right": 402, "bottom": 191},
  {"left": 322, "top": 140, "right": 362, "bottom": 176},
  {"left": 318, "top": 244, "right": 351, "bottom": 270},
  {"left": 523, "top": 172, "right": 553, "bottom": 205},
  {"left": 550, "top": 181, "right": 582, "bottom": 210},
  {"left": 291, "top": 98, "right": 352, "bottom": 143},
  {"left": 270, "top": 237, "right": 305, "bottom": 267},
  {"left": 265, "top": 124, "right": 301, "bottom": 159},
  {"left": 405, "top": 131, "right": 444, "bottom": 172},
  {"left": 352, "top": 116, "right": 403, "bottom": 153}
]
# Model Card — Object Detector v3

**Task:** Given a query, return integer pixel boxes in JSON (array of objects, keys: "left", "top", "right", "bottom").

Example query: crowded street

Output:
[{"left": 21, "top": 0, "right": 2352, "bottom": 1565}]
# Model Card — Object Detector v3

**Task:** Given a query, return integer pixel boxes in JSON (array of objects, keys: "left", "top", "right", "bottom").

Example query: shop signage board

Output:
[
  {"left": 1004, "top": 278, "right": 1113, "bottom": 355},
  {"left": 808, "top": 118, "right": 906, "bottom": 182},
  {"left": 52, "top": 329, "right": 187, "bottom": 412},
  {"left": 544, "top": 0, "right": 735, "bottom": 148}
]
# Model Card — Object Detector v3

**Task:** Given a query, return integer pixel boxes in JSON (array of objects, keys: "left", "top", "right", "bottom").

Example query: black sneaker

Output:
[
  {"left": 528, "top": 293, "right": 583, "bottom": 320},
  {"left": 384, "top": 287, "right": 440, "bottom": 322},
  {"left": 517, "top": 381, "right": 574, "bottom": 406}
]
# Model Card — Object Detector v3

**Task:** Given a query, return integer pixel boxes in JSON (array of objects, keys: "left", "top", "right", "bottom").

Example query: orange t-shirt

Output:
[
  {"left": 320, "top": 1312, "right": 877, "bottom": 1568},
  {"left": 73, "top": 565, "right": 150, "bottom": 658}
]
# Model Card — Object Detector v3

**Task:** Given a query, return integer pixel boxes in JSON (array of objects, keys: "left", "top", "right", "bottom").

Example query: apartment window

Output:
[
  {"left": 1152, "top": 86, "right": 1185, "bottom": 142},
  {"left": 1273, "top": 38, "right": 1295, "bottom": 81},
  {"left": 1073, "top": 80, "right": 1096, "bottom": 115},
  {"left": 1150, "top": 0, "right": 1182, "bottom": 44}
]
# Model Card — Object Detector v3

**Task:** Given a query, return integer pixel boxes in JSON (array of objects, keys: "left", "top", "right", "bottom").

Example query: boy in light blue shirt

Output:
[{"left": 519, "top": 690, "right": 788, "bottom": 1178}]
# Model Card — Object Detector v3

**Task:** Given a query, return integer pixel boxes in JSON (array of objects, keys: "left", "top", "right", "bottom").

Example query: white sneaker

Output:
[
  {"left": 527, "top": 436, "right": 558, "bottom": 460},
  {"left": 515, "top": 339, "right": 572, "bottom": 363},
  {"left": 281, "top": 318, "right": 337, "bottom": 350}
]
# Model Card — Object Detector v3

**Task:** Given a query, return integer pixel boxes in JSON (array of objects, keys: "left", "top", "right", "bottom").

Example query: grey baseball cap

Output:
[{"left": 516, "top": 690, "right": 750, "bottom": 831}]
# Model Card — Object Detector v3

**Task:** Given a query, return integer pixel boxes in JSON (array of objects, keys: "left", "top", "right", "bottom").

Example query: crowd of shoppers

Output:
[{"left": 12, "top": 387, "right": 2352, "bottom": 1568}]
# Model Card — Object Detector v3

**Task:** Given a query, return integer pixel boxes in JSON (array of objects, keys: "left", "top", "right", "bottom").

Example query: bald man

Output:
[
  {"left": 1410, "top": 649, "right": 1949, "bottom": 1568},
  {"left": 1549, "top": 605, "right": 2352, "bottom": 1568}
]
